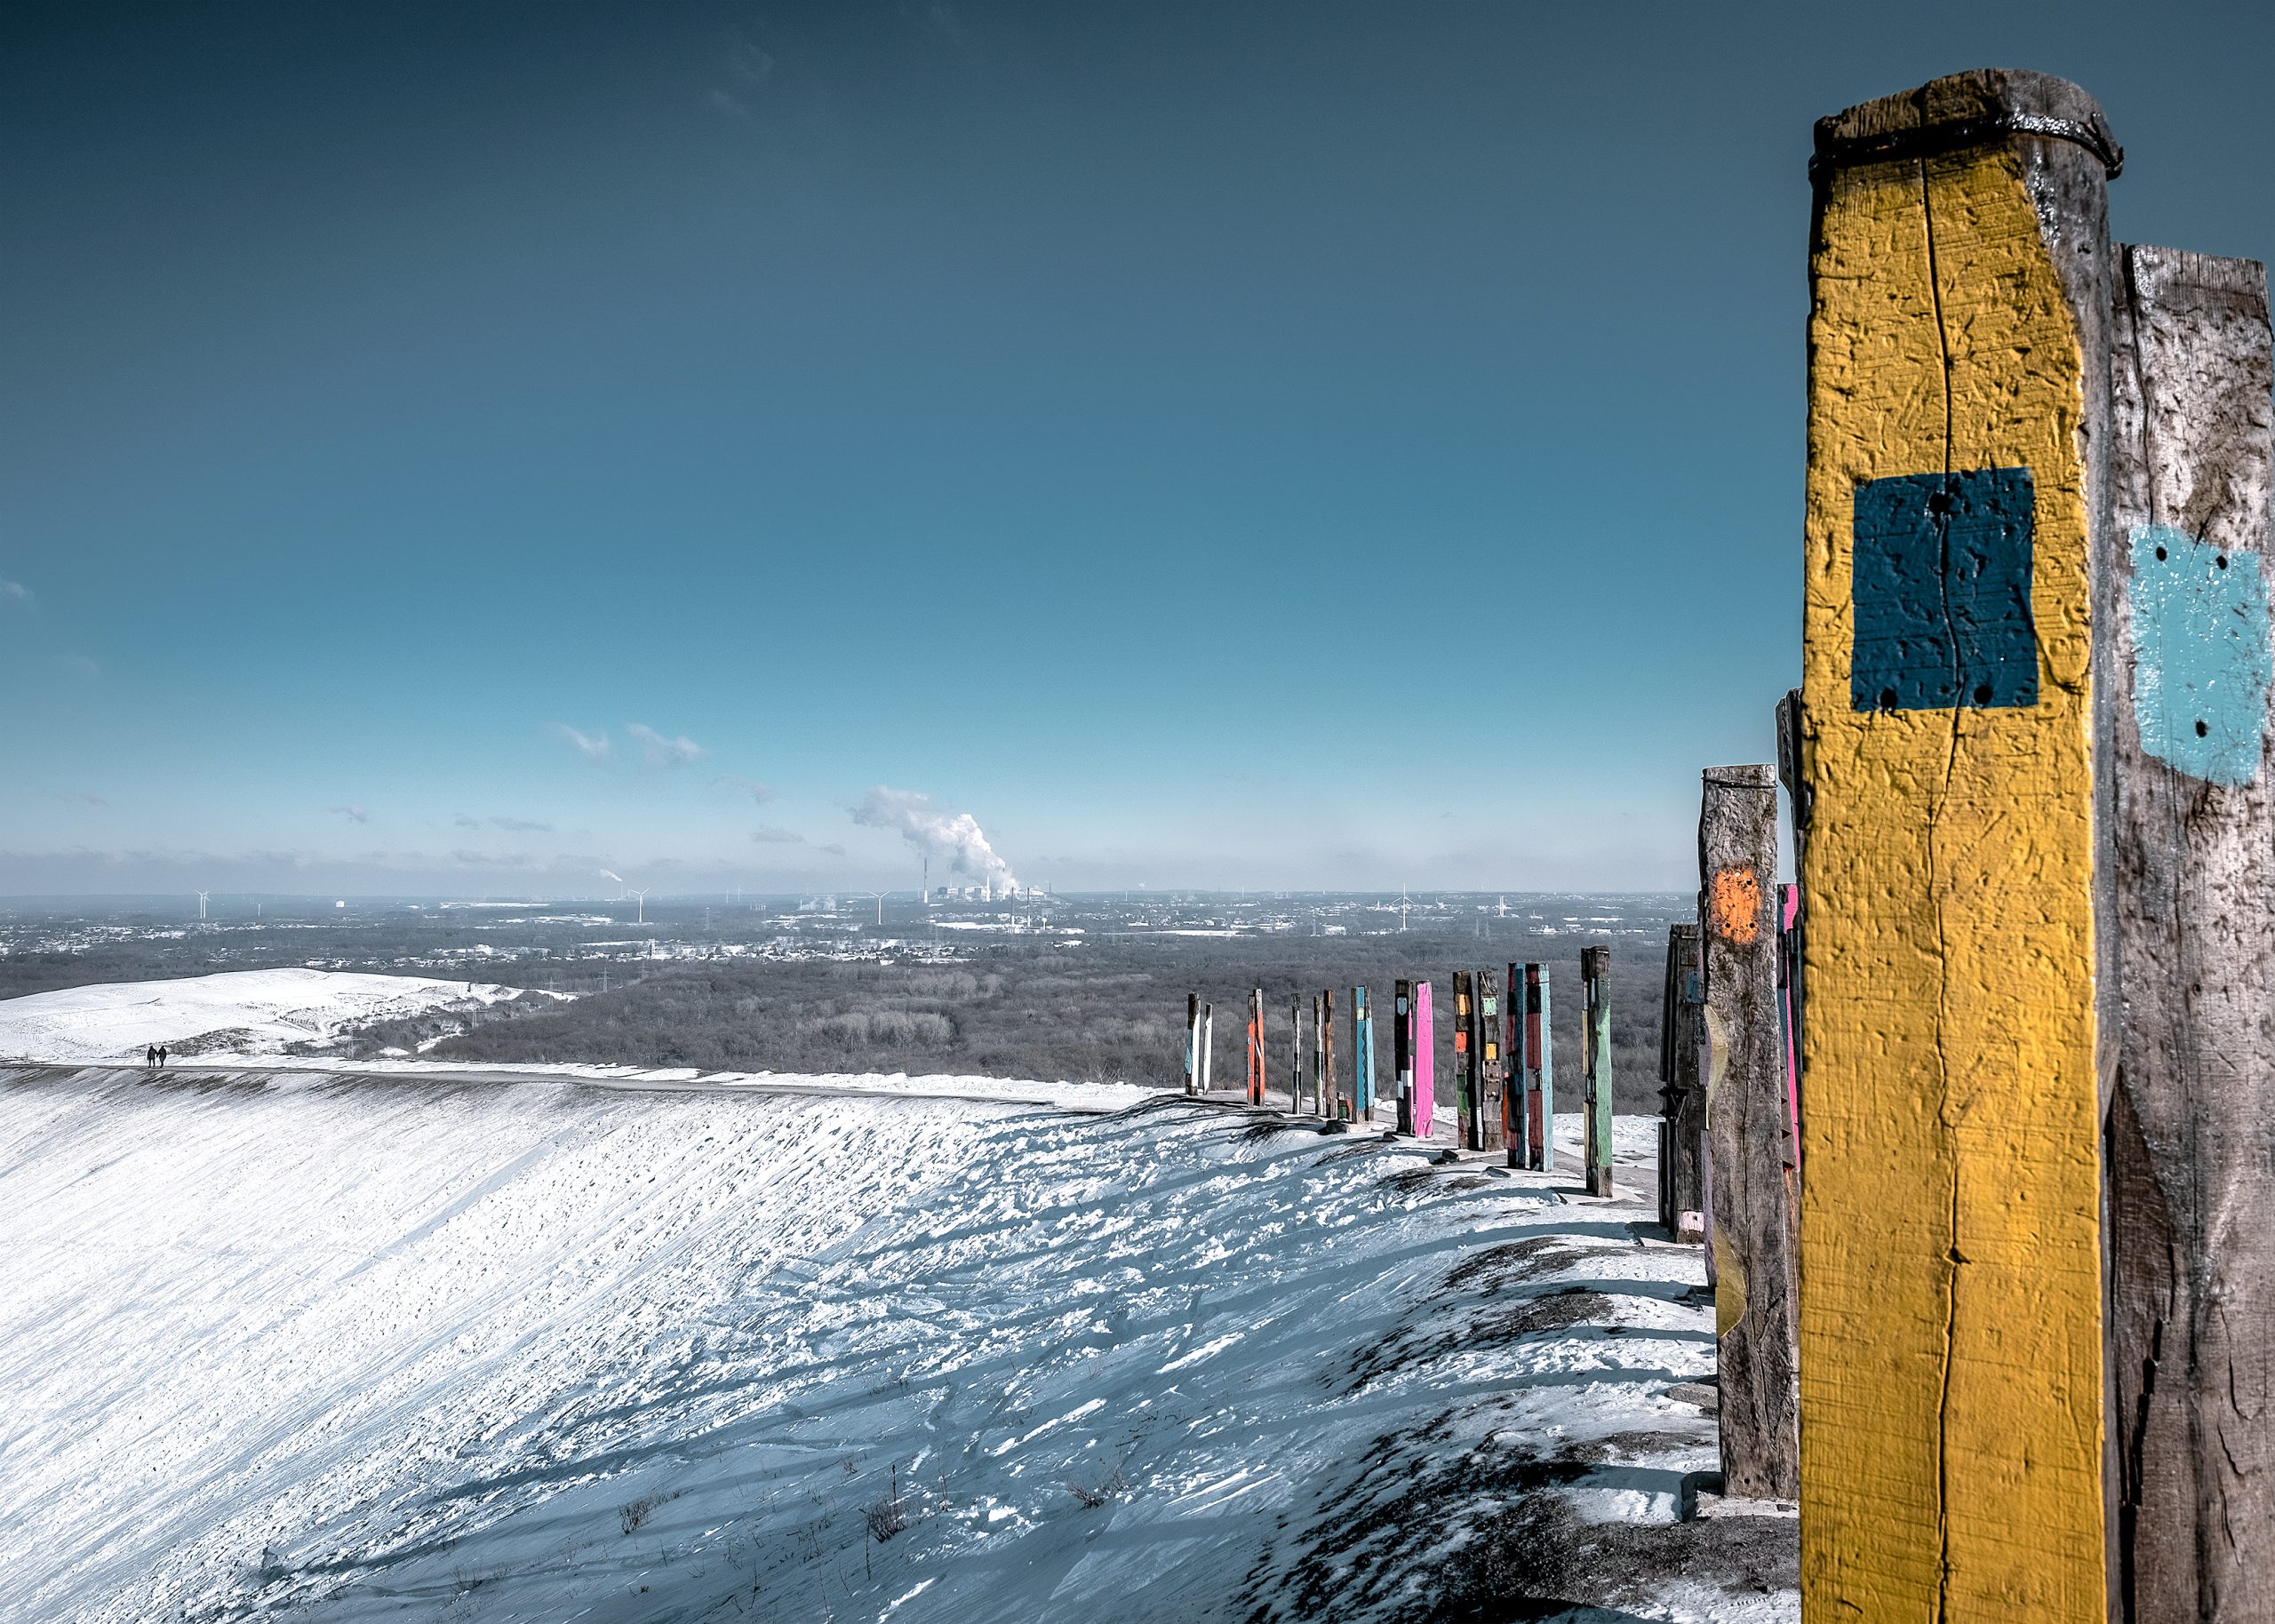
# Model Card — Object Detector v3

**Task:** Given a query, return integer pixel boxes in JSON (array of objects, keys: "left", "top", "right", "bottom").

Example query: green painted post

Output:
[{"left": 1583, "top": 945, "right": 1613, "bottom": 1196}]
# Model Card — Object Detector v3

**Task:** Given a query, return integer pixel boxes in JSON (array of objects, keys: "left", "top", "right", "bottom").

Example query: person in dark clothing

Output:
[
  {"left": 145, "top": 1045, "right": 157, "bottom": 1069},
  {"left": 156, "top": 1045, "right": 168, "bottom": 1070}
]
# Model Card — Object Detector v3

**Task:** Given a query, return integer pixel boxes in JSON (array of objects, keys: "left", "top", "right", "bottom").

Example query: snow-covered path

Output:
[{"left": 0, "top": 1068, "right": 1794, "bottom": 1623}]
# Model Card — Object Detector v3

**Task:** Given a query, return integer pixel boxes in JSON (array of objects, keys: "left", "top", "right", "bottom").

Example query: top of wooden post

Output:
[
  {"left": 1704, "top": 762, "right": 1777, "bottom": 788},
  {"left": 1814, "top": 68, "right": 2119, "bottom": 181}
]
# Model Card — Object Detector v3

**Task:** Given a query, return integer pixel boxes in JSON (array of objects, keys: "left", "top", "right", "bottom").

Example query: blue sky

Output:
[{"left": 5, "top": 1, "right": 2272, "bottom": 896}]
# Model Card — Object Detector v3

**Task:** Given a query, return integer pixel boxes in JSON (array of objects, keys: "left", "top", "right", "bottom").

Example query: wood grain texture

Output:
[
  {"left": 1291, "top": 995, "right": 1305, "bottom": 1114},
  {"left": 1311, "top": 994, "right": 1326, "bottom": 1115},
  {"left": 1506, "top": 962, "right": 1525, "bottom": 1168},
  {"left": 1700, "top": 764, "right": 1800, "bottom": 1499},
  {"left": 1185, "top": 992, "right": 1200, "bottom": 1097},
  {"left": 1394, "top": 979, "right": 1415, "bottom": 1135},
  {"left": 1351, "top": 986, "right": 1374, "bottom": 1118},
  {"left": 1248, "top": 988, "right": 1267, "bottom": 1106},
  {"left": 1776, "top": 689, "right": 1808, "bottom": 1169},
  {"left": 1530, "top": 967, "right": 1553, "bottom": 1170},
  {"left": 1659, "top": 924, "right": 1705, "bottom": 1235},
  {"left": 1477, "top": 969, "right": 1505, "bottom": 1153},
  {"left": 1800, "top": 68, "right": 2115, "bottom": 1623},
  {"left": 2103, "top": 243, "right": 2275, "bottom": 1624},
  {"left": 1582, "top": 945, "right": 1612, "bottom": 1197},
  {"left": 1452, "top": 972, "right": 1475, "bottom": 1150}
]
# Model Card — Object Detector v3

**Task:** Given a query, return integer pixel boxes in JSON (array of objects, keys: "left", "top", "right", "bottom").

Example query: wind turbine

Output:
[
  {"left": 196, "top": 890, "right": 208, "bottom": 920},
  {"left": 628, "top": 888, "right": 649, "bottom": 926},
  {"left": 854, "top": 890, "right": 884, "bottom": 927},
  {"left": 1400, "top": 884, "right": 1409, "bottom": 934}
]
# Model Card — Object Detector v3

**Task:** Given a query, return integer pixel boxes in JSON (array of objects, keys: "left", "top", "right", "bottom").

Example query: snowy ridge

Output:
[
  {"left": 196, "top": 1055, "right": 1155, "bottom": 1114},
  {"left": 0, "top": 1069, "right": 1794, "bottom": 1622},
  {"left": 0, "top": 968, "right": 549, "bottom": 1063}
]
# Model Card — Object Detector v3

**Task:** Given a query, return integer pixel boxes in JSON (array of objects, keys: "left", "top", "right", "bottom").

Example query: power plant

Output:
[{"left": 931, "top": 881, "right": 1048, "bottom": 904}]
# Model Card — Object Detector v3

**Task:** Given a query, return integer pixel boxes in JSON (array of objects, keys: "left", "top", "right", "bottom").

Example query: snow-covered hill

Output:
[
  {"left": 0, "top": 968, "right": 547, "bottom": 1063},
  {"left": 0, "top": 1065, "right": 1792, "bottom": 1622}
]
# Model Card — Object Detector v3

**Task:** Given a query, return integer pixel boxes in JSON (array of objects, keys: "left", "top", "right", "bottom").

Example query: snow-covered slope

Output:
[
  {"left": 0, "top": 968, "right": 542, "bottom": 1063},
  {"left": 0, "top": 1068, "right": 1794, "bottom": 1622}
]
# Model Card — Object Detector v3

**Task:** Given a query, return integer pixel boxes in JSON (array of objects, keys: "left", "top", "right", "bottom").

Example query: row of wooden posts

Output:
[
  {"left": 1180, "top": 954, "right": 1617, "bottom": 1194},
  {"left": 1680, "top": 66, "right": 2275, "bottom": 1624}
]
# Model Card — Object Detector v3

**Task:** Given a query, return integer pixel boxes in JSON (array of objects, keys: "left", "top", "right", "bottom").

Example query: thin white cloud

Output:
[
  {"left": 751, "top": 824, "right": 805, "bottom": 844},
  {"left": 62, "top": 655, "right": 99, "bottom": 677},
  {"left": 491, "top": 816, "right": 552, "bottom": 832},
  {"left": 453, "top": 814, "right": 482, "bottom": 829},
  {"left": 330, "top": 804, "right": 370, "bottom": 824},
  {"left": 627, "top": 723, "right": 707, "bottom": 768},
  {"left": 726, "top": 35, "right": 774, "bottom": 83},
  {"left": 0, "top": 578, "right": 29, "bottom": 603},
  {"left": 448, "top": 848, "right": 540, "bottom": 869},
  {"left": 552, "top": 724, "right": 611, "bottom": 762},
  {"left": 716, "top": 773, "right": 778, "bottom": 805}
]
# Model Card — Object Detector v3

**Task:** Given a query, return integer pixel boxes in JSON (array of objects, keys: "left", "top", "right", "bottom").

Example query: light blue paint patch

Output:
[{"left": 2130, "top": 523, "right": 2271, "bottom": 786}]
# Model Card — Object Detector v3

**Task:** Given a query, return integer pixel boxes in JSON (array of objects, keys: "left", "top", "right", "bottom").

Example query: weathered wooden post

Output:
[
  {"left": 1393, "top": 979, "right": 1415, "bottom": 1134},
  {"left": 1775, "top": 686, "right": 1808, "bottom": 1123},
  {"left": 1352, "top": 986, "right": 1376, "bottom": 1118},
  {"left": 1200, "top": 1002, "right": 1213, "bottom": 1094},
  {"left": 1247, "top": 987, "right": 1267, "bottom": 1105},
  {"left": 1321, "top": 988, "right": 1337, "bottom": 1118},
  {"left": 1185, "top": 991, "right": 1201, "bottom": 1096},
  {"left": 1477, "top": 968, "right": 1506, "bottom": 1154},
  {"left": 1800, "top": 69, "right": 2119, "bottom": 1620},
  {"left": 1700, "top": 763, "right": 1800, "bottom": 1499},
  {"left": 1776, "top": 883, "right": 1801, "bottom": 1180},
  {"left": 2103, "top": 243, "right": 2275, "bottom": 1623},
  {"left": 1309, "top": 994, "right": 1323, "bottom": 1114},
  {"left": 1525, "top": 963, "right": 1553, "bottom": 1171},
  {"left": 1657, "top": 923, "right": 1704, "bottom": 1236},
  {"left": 1413, "top": 977, "right": 1435, "bottom": 1140},
  {"left": 1450, "top": 971, "right": 1475, "bottom": 1150},
  {"left": 1290, "top": 995, "right": 1305, "bottom": 1113},
  {"left": 1581, "top": 946, "right": 1612, "bottom": 1196},
  {"left": 1504, "top": 961, "right": 1524, "bottom": 1166}
]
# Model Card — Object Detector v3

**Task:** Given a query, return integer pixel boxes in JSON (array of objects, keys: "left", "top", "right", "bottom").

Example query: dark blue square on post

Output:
[{"left": 1850, "top": 466, "right": 2038, "bottom": 712}]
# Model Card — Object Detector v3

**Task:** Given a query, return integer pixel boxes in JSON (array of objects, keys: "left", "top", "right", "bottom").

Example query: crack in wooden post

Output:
[
  {"left": 2101, "top": 242, "right": 2275, "bottom": 1624},
  {"left": 1800, "top": 68, "right": 2115, "bottom": 1621}
]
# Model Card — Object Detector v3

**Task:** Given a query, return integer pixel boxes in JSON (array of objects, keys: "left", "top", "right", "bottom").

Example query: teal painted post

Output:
[
  {"left": 1352, "top": 986, "right": 1376, "bottom": 1118},
  {"left": 1583, "top": 945, "right": 1613, "bottom": 1196}
]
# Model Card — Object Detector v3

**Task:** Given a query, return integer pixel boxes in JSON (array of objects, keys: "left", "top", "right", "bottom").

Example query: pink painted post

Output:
[{"left": 1413, "top": 979, "right": 1435, "bottom": 1140}]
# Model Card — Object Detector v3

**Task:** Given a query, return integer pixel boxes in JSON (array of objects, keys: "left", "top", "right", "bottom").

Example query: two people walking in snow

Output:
[{"left": 144, "top": 1044, "right": 168, "bottom": 1071}]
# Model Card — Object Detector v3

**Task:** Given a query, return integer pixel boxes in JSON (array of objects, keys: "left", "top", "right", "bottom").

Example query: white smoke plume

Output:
[{"left": 850, "top": 786, "right": 1018, "bottom": 889}]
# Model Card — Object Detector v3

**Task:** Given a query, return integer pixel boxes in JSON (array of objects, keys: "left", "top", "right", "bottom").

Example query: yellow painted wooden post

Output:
[{"left": 1800, "top": 70, "right": 2119, "bottom": 1620}]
